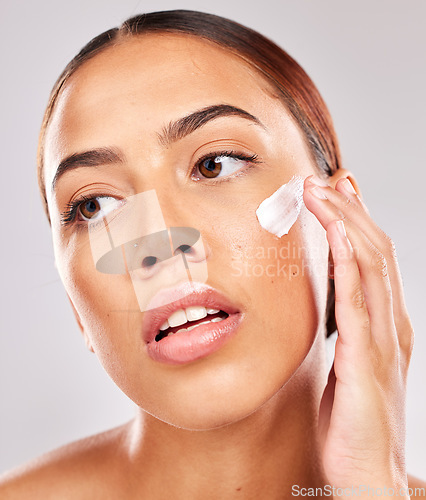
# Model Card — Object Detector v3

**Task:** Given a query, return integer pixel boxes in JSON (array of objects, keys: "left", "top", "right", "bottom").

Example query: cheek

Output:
[
  {"left": 57, "top": 248, "right": 149, "bottom": 399},
  {"left": 227, "top": 214, "right": 326, "bottom": 348},
  {"left": 50, "top": 188, "right": 329, "bottom": 430},
  {"left": 54, "top": 233, "right": 138, "bottom": 355},
  {"left": 189, "top": 201, "right": 328, "bottom": 391}
]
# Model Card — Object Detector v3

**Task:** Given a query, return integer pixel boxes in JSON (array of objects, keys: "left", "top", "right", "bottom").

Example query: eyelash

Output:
[
  {"left": 60, "top": 193, "right": 111, "bottom": 227},
  {"left": 191, "top": 149, "right": 259, "bottom": 181},
  {"left": 60, "top": 150, "right": 260, "bottom": 227}
]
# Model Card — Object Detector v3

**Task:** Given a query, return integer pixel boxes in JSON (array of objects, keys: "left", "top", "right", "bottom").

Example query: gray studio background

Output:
[{"left": 1, "top": 0, "right": 425, "bottom": 478}]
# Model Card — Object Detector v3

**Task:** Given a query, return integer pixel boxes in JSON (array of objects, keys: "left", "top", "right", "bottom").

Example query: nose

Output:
[
  {"left": 88, "top": 189, "right": 210, "bottom": 312},
  {"left": 124, "top": 226, "right": 206, "bottom": 278},
  {"left": 94, "top": 226, "right": 207, "bottom": 276},
  {"left": 127, "top": 225, "right": 210, "bottom": 312},
  {"left": 89, "top": 190, "right": 207, "bottom": 279}
]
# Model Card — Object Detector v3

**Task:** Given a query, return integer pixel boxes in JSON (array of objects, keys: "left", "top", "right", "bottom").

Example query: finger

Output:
[
  {"left": 318, "top": 364, "right": 336, "bottom": 446},
  {"left": 331, "top": 177, "right": 405, "bottom": 308},
  {"left": 333, "top": 178, "right": 413, "bottom": 354},
  {"left": 327, "top": 219, "right": 371, "bottom": 358},
  {"left": 305, "top": 184, "right": 397, "bottom": 352},
  {"left": 304, "top": 176, "right": 412, "bottom": 354},
  {"left": 304, "top": 176, "right": 401, "bottom": 302}
]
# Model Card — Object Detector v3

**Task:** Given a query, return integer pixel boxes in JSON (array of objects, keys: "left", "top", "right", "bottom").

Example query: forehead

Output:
[
  {"left": 68, "top": 33, "right": 276, "bottom": 100},
  {"left": 44, "top": 34, "right": 287, "bottom": 185}
]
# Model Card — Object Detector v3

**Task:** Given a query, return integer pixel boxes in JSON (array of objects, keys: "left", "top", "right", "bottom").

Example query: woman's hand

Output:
[{"left": 303, "top": 175, "right": 414, "bottom": 497}]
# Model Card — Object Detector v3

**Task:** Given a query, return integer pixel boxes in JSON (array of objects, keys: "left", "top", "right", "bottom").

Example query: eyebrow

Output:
[
  {"left": 51, "top": 104, "right": 263, "bottom": 192},
  {"left": 157, "top": 104, "right": 263, "bottom": 146},
  {"left": 52, "top": 147, "right": 124, "bottom": 191}
]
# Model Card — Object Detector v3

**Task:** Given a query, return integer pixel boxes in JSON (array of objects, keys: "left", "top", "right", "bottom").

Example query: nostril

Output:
[
  {"left": 142, "top": 255, "right": 158, "bottom": 268},
  {"left": 175, "top": 244, "right": 192, "bottom": 255}
]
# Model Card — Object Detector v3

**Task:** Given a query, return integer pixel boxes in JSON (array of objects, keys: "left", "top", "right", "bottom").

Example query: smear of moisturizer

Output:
[{"left": 255, "top": 175, "right": 304, "bottom": 238}]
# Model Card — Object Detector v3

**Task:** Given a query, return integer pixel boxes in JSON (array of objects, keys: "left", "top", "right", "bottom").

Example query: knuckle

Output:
[
  {"left": 369, "top": 248, "right": 388, "bottom": 278},
  {"left": 370, "top": 342, "right": 383, "bottom": 372},
  {"left": 382, "top": 233, "right": 398, "bottom": 260},
  {"left": 351, "top": 285, "right": 366, "bottom": 309},
  {"left": 343, "top": 196, "right": 353, "bottom": 208},
  {"left": 388, "top": 237, "right": 397, "bottom": 254},
  {"left": 348, "top": 194, "right": 362, "bottom": 210},
  {"left": 360, "top": 317, "right": 371, "bottom": 335}
]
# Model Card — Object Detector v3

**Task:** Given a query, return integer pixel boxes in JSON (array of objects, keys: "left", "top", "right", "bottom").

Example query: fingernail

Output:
[
  {"left": 310, "top": 186, "right": 328, "bottom": 200},
  {"left": 336, "top": 219, "right": 346, "bottom": 238},
  {"left": 342, "top": 178, "right": 357, "bottom": 195},
  {"left": 308, "top": 175, "right": 329, "bottom": 187}
]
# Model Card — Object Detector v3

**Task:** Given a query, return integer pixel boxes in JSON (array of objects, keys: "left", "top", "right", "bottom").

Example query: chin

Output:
[
  {"left": 139, "top": 359, "right": 298, "bottom": 431},
  {"left": 153, "top": 400, "right": 265, "bottom": 432}
]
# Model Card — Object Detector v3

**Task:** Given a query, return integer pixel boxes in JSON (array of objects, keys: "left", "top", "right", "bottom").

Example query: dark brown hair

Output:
[{"left": 37, "top": 9, "right": 339, "bottom": 334}]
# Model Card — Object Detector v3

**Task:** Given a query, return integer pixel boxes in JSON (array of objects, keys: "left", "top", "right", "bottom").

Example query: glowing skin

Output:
[
  {"left": 36, "top": 34, "right": 346, "bottom": 497},
  {"left": 43, "top": 33, "right": 330, "bottom": 433},
  {"left": 256, "top": 175, "right": 304, "bottom": 237}
]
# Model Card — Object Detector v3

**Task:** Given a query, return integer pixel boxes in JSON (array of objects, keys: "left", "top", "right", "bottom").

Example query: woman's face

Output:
[{"left": 43, "top": 34, "right": 329, "bottom": 429}]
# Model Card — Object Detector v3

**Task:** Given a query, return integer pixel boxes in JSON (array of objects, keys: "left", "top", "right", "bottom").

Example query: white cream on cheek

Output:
[{"left": 255, "top": 175, "right": 305, "bottom": 238}]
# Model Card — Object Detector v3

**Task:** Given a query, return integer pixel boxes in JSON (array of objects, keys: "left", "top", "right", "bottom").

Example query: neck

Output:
[{"left": 124, "top": 337, "right": 328, "bottom": 499}]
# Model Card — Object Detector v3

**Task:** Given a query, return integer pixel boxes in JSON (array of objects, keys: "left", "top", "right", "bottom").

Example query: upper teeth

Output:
[{"left": 159, "top": 306, "right": 220, "bottom": 331}]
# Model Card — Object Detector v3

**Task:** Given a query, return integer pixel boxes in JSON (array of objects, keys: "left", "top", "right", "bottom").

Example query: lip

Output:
[{"left": 143, "top": 282, "right": 243, "bottom": 365}]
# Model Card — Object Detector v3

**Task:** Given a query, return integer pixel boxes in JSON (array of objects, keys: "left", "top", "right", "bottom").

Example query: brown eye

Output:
[
  {"left": 198, "top": 157, "right": 223, "bottom": 178},
  {"left": 195, "top": 153, "right": 258, "bottom": 180},
  {"left": 80, "top": 199, "right": 101, "bottom": 219},
  {"left": 77, "top": 196, "right": 121, "bottom": 221}
]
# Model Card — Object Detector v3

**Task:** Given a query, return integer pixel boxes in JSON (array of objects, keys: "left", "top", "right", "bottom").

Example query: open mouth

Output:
[
  {"left": 143, "top": 283, "right": 243, "bottom": 364},
  {"left": 154, "top": 307, "right": 230, "bottom": 342}
]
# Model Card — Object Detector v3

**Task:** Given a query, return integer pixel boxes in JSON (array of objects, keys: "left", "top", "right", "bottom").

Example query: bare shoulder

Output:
[
  {"left": 408, "top": 473, "right": 426, "bottom": 499},
  {"left": 0, "top": 422, "right": 130, "bottom": 500}
]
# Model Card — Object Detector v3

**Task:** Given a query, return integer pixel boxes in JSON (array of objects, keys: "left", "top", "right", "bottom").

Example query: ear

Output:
[
  {"left": 67, "top": 296, "right": 95, "bottom": 353},
  {"left": 326, "top": 167, "right": 362, "bottom": 198}
]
